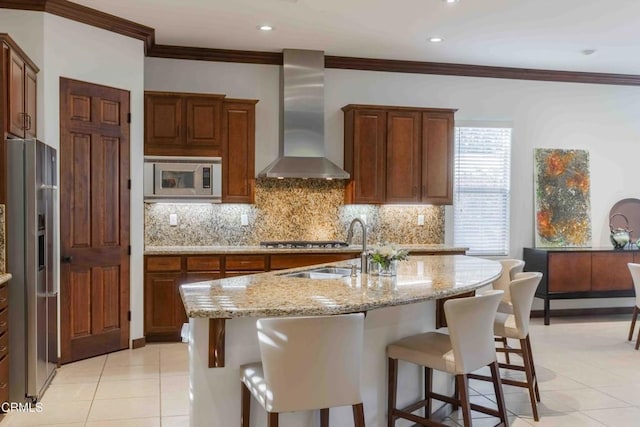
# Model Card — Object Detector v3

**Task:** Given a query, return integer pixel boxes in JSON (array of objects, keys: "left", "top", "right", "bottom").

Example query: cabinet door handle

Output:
[
  {"left": 18, "top": 112, "right": 26, "bottom": 130},
  {"left": 27, "top": 114, "right": 32, "bottom": 130}
]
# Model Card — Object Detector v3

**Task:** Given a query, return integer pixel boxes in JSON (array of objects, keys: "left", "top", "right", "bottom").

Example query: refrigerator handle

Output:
[{"left": 41, "top": 184, "right": 58, "bottom": 296}]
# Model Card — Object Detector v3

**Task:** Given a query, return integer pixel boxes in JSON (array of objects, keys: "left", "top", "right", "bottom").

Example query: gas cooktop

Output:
[{"left": 259, "top": 240, "right": 349, "bottom": 249}]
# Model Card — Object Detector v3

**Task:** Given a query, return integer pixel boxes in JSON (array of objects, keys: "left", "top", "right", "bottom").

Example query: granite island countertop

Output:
[
  {"left": 145, "top": 244, "right": 467, "bottom": 255},
  {"left": 180, "top": 255, "right": 501, "bottom": 318},
  {"left": 0, "top": 273, "right": 11, "bottom": 285}
]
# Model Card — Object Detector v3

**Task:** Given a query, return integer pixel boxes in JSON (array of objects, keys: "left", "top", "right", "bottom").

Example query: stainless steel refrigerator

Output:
[{"left": 6, "top": 138, "right": 57, "bottom": 402}]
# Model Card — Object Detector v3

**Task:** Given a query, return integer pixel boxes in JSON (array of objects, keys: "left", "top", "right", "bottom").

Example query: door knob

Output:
[{"left": 62, "top": 255, "right": 73, "bottom": 263}]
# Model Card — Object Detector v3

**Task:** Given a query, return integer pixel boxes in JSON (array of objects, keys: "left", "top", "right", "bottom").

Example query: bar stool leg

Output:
[
  {"left": 352, "top": 403, "right": 365, "bottom": 427},
  {"left": 629, "top": 306, "right": 638, "bottom": 341},
  {"left": 267, "top": 412, "right": 278, "bottom": 427},
  {"left": 455, "top": 374, "right": 472, "bottom": 427},
  {"left": 525, "top": 335, "right": 540, "bottom": 402},
  {"left": 388, "top": 358, "right": 398, "bottom": 427},
  {"left": 241, "top": 382, "right": 250, "bottom": 427},
  {"left": 320, "top": 408, "right": 329, "bottom": 427},
  {"left": 424, "top": 366, "right": 433, "bottom": 418},
  {"left": 490, "top": 361, "right": 509, "bottom": 426},
  {"left": 520, "top": 338, "right": 539, "bottom": 421}
]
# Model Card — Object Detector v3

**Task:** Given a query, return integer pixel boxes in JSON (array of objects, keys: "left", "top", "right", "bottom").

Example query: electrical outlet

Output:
[
  {"left": 417, "top": 214, "right": 425, "bottom": 226},
  {"left": 169, "top": 213, "right": 178, "bottom": 226},
  {"left": 241, "top": 214, "right": 249, "bottom": 226}
]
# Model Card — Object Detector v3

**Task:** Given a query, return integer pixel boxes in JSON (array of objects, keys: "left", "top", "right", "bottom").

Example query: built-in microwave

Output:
[{"left": 143, "top": 156, "right": 222, "bottom": 202}]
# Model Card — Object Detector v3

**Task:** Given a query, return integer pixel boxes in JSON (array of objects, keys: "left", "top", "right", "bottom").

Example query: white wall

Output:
[
  {"left": 2, "top": 11, "right": 146, "bottom": 346},
  {"left": 146, "top": 57, "right": 640, "bottom": 309}
]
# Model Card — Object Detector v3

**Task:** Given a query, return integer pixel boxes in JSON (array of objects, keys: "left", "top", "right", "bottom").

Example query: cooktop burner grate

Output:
[{"left": 259, "top": 240, "right": 349, "bottom": 249}]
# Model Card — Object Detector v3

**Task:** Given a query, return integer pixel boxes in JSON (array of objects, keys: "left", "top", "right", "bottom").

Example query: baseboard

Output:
[
  {"left": 131, "top": 337, "right": 146, "bottom": 349},
  {"left": 531, "top": 306, "right": 633, "bottom": 318}
]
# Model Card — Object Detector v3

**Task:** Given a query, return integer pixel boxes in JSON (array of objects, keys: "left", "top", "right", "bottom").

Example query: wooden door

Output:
[
  {"left": 386, "top": 110, "right": 421, "bottom": 203},
  {"left": 25, "top": 65, "right": 37, "bottom": 139},
  {"left": 185, "top": 95, "right": 223, "bottom": 154},
  {"left": 422, "top": 112, "right": 454, "bottom": 204},
  {"left": 144, "top": 93, "right": 183, "bottom": 155},
  {"left": 59, "top": 78, "right": 130, "bottom": 363},
  {"left": 8, "top": 49, "right": 25, "bottom": 137},
  {"left": 222, "top": 100, "right": 256, "bottom": 203},
  {"left": 345, "top": 109, "right": 386, "bottom": 203}
]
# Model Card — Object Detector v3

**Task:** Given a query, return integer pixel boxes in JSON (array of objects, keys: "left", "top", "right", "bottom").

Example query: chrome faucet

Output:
[{"left": 346, "top": 218, "right": 368, "bottom": 273}]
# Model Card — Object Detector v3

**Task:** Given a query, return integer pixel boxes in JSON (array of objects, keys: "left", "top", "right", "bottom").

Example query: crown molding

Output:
[
  {"left": 325, "top": 55, "right": 640, "bottom": 86},
  {"left": 0, "top": 0, "right": 155, "bottom": 52},
  {"left": 2, "top": 1, "right": 640, "bottom": 86},
  {"left": 147, "top": 44, "right": 282, "bottom": 65}
]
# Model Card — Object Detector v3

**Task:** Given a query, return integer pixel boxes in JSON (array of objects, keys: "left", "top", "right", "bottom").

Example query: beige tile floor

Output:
[
  {"left": 0, "top": 342, "right": 189, "bottom": 427},
  {"left": 0, "top": 314, "right": 639, "bottom": 426}
]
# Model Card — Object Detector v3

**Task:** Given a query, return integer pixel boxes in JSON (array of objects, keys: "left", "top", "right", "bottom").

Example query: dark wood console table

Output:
[{"left": 523, "top": 247, "right": 638, "bottom": 325}]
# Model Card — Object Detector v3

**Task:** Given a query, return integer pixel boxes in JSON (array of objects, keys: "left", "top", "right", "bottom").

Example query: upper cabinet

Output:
[
  {"left": 342, "top": 104, "right": 456, "bottom": 205},
  {"left": 144, "top": 91, "right": 225, "bottom": 157},
  {"left": 2, "top": 35, "right": 38, "bottom": 140},
  {"left": 144, "top": 91, "right": 257, "bottom": 204},
  {"left": 222, "top": 99, "right": 257, "bottom": 204}
]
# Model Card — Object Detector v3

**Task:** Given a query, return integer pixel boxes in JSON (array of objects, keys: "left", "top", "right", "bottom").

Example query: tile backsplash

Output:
[{"left": 145, "top": 179, "right": 444, "bottom": 246}]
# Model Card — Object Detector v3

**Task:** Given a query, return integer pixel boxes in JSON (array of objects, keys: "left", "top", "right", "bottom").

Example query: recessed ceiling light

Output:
[
  {"left": 428, "top": 37, "right": 444, "bottom": 43},
  {"left": 581, "top": 49, "right": 597, "bottom": 56},
  {"left": 258, "top": 25, "right": 274, "bottom": 31},
  {"left": 443, "top": 0, "right": 459, "bottom": 3}
]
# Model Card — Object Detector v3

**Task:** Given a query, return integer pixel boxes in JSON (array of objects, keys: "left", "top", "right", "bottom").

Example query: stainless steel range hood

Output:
[{"left": 258, "top": 49, "right": 350, "bottom": 179}]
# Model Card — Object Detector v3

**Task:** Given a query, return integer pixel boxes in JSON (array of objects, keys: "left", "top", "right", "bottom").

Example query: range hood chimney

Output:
[{"left": 257, "top": 49, "right": 350, "bottom": 179}]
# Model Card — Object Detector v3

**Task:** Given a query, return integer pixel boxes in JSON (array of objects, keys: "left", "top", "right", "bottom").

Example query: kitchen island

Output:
[{"left": 180, "top": 255, "right": 501, "bottom": 427}]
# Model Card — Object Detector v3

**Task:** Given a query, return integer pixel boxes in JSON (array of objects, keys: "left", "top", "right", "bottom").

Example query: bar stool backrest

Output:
[
  {"left": 510, "top": 272, "right": 543, "bottom": 338},
  {"left": 493, "top": 259, "right": 525, "bottom": 303},
  {"left": 444, "top": 290, "right": 503, "bottom": 374},
  {"left": 256, "top": 313, "right": 364, "bottom": 413},
  {"left": 628, "top": 263, "right": 640, "bottom": 308}
]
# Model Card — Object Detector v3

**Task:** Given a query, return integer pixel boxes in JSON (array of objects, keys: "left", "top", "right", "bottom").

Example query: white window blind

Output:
[{"left": 453, "top": 126, "right": 512, "bottom": 256}]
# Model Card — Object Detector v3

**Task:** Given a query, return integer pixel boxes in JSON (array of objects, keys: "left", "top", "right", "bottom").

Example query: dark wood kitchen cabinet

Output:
[
  {"left": 1, "top": 34, "right": 39, "bottom": 204},
  {"left": 144, "top": 91, "right": 225, "bottom": 157},
  {"left": 523, "top": 248, "right": 638, "bottom": 325},
  {"left": 0, "top": 280, "right": 8, "bottom": 406},
  {"left": 342, "top": 104, "right": 456, "bottom": 205},
  {"left": 222, "top": 99, "right": 257, "bottom": 203}
]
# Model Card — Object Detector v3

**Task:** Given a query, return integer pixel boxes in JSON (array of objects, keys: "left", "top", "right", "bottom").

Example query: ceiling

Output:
[{"left": 71, "top": 0, "right": 640, "bottom": 75}]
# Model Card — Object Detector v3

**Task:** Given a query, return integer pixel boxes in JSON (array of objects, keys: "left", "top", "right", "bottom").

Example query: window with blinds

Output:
[{"left": 453, "top": 126, "right": 512, "bottom": 256}]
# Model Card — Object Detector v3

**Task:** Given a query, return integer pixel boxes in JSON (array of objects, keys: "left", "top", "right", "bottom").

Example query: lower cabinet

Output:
[
  {"left": 144, "top": 272, "right": 184, "bottom": 342},
  {"left": 0, "top": 281, "right": 9, "bottom": 405}
]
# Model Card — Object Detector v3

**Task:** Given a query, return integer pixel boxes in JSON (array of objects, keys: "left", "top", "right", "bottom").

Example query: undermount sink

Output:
[{"left": 280, "top": 266, "right": 357, "bottom": 279}]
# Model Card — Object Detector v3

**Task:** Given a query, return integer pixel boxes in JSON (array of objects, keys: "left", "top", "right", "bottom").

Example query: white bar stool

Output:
[
  {"left": 471, "top": 272, "right": 542, "bottom": 421},
  {"left": 493, "top": 259, "right": 525, "bottom": 314},
  {"left": 626, "top": 263, "right": 640, "bottom": 350},
  {"left": 240, "top": 313, "right": 366, "bottom": 427},
  {"left": 387, "top": 290, "right": 508, "bottom": 427}
]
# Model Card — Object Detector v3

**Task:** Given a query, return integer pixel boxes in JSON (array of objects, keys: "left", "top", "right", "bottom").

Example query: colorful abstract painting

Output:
[{"left": 534, "top": 149, "right": 591, "bottom": 247}]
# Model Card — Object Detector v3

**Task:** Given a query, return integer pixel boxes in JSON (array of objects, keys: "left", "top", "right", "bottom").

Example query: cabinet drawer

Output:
[
  {"left": 0, "top": 354, "right": 8, "bottom": 404},
  {"left": 225, "top": 255, "right": 265, "bottom": 271},
  {"left": 0, "top": 308, "right": 7, "bottom": 334},
  {"left": 146, "top": 256, "right": 182, "bottom": 272},
  {"left": 0, "top": 332, "right": 7, "bottom": 360},
  {"left": 186, "top": 256, "right": 221, "bottom": 271},
  {"left": 0, "top": 285, "right": 7, "bottom": 311},
  {"left": 224, "top": 271, "right": 262, "bottom": 278}
]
